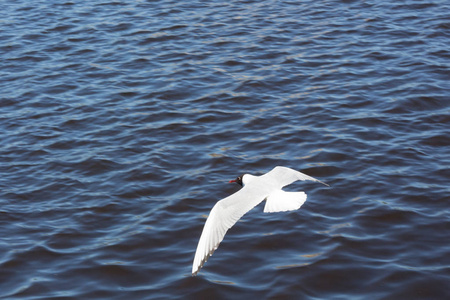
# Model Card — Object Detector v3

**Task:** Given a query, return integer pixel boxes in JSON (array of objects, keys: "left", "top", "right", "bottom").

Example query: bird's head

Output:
[{"left": 229, "top": 175, "right": 244, "bottom": 186}]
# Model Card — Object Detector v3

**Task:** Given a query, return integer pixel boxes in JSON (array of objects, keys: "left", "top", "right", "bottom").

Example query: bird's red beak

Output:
[{"left": 229, "top": 179, "right": 236, "bottom": 183}]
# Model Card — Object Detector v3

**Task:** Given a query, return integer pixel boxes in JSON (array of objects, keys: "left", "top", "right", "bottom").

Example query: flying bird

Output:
[{"left": 192, "top": 166, "right": 329, "bottom": 276}]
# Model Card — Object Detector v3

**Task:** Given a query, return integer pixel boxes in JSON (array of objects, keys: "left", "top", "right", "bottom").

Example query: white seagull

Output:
[{"left": 192, "top": 166, "right": 329, "bottom": 276}]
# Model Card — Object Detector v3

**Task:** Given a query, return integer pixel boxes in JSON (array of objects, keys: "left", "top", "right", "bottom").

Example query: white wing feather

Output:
[
  {"left": 263, "top": 166, "right": 329, "bottom": 188},
  {"left": 192, "top": 186, "right": 269, "bottom": 275}
]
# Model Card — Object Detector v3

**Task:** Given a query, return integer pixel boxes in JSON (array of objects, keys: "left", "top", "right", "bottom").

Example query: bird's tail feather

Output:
[{"left": 263, "top": 190, "right": 307, "bottom": 213}]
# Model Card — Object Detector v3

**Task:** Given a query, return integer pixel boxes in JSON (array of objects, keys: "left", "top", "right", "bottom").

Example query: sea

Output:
[{"left": 1, "top": 0, "right": 449, "bottom": 299}]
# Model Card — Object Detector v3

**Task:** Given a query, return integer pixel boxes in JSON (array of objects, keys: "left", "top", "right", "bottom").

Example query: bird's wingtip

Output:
[
  {"left": 320, "top": 180, "right": 330, "bottom": 187},
  {"left": 192, "top": 264, "right": 199, "bottom": 276}
]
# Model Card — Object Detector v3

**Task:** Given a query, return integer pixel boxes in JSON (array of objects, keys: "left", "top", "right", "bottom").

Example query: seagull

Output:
[{"left": 192, "top": 166, "right": 329, "bottom": 276}]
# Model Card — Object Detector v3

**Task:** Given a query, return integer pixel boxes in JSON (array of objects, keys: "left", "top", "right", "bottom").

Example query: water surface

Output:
[{"left": 1, "top": 0, "right": 449, "bottom": 299}]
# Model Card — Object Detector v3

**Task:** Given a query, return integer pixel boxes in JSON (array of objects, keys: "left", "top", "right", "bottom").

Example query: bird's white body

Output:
[{"left": 192, "top": 166, "right": 328, "bottom": 276}]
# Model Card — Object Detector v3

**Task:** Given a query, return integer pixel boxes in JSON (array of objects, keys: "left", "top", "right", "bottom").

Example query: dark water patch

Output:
[{"left": 420, "top": 133, "right": 449, "bottom": 147}]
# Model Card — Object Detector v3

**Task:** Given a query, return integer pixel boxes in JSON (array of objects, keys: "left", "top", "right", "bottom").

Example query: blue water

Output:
[{"left": 1, "top": 0, "right": 449, "bottom": 299}]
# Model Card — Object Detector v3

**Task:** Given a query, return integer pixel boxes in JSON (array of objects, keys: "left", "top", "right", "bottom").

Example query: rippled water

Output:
[{"left": 1, "top": 0, "right": 449, "bottom": 299}]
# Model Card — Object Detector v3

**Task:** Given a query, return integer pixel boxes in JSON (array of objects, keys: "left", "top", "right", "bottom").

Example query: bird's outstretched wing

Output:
[
  {"left": 263, "top": 166, "right": 329, "bottom": 189},
  {"left": 192, "top": 186, "right": 269, "bottom": 276}
]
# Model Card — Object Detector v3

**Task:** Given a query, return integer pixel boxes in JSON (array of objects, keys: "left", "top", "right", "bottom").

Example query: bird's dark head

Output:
[{"left": 229, "top": 175, "right": 243, "bottom": 186}]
